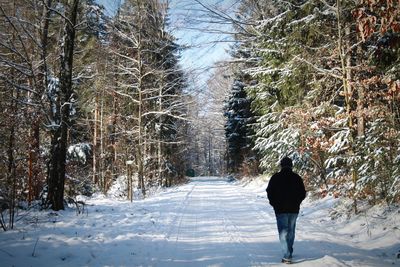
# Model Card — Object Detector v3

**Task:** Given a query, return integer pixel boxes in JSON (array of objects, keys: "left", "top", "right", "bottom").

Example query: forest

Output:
[{"left": 0, "top": 0, "right": 399, "bottom": 231}]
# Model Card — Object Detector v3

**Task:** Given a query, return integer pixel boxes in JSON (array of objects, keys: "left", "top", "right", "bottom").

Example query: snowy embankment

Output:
[{"left": 0, "top": 176, "right": 399, "bottom": 267}]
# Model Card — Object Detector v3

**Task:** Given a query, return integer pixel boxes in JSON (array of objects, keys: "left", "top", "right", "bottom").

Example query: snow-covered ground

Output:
[{"left": 0, "top": 176, "right": 399, "bottom": 266}]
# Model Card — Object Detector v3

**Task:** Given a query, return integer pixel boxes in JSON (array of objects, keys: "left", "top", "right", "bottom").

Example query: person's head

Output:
[{"left": 280, "top": 156, "right": 293, "bottom": 169}]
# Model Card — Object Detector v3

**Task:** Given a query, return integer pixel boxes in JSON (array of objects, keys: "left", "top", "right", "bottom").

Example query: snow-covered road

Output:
[
  {"left": 0, "top": 176, "right": 399, "bottom": 266},
  {"left": 144, "top": 177, "right": 278, "bottom": 266}
]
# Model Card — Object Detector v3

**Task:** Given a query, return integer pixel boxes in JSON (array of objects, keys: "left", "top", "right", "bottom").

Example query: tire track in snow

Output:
[
  {"left": 160, "top": 177, "right": 277, "bottom": 266},
  {"left": 217, "top": 198, "right": 252, "bottom": 261},
  {"left": 235, "top": 185, "right": 275, "bottom": 222},
  {"left": 209, "top": 183, "right": 265, "bottom": 266},
  {"left": 164, "top": 182, "right": 202, "bottom": 265},
  {"left": 211, "top": 181, "right": 285, "bottom": 266},
  {"left": 164, "top": 183, "right": 197, "bottom": 241},
  {"left": 233, "top": 186, "right": 278, "bottom": 240}
]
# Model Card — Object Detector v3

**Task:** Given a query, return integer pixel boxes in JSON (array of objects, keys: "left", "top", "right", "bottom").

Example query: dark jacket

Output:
[{"left": 266, "top": 167, "right": 306, "bottom": 214}]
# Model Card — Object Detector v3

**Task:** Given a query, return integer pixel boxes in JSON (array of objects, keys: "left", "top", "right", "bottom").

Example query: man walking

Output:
[{"left": 266, "top": 157, "right": 306, "bottom": 264}]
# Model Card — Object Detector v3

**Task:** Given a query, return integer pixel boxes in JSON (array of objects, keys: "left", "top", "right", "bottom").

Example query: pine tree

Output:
[{"left": 224, "top": 76, "right": 256, "bottom": 174}]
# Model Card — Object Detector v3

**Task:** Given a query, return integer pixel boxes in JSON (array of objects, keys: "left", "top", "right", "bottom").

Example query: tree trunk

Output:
[
  {"left": 4, "top": 0, "right": 19, "bottom": 230},
  {"left": 7, "top": 89, "right": 18, "bottom": 230},
  {"left": 28, "top": 119, "right": 40, "bottom": 202},
  {"left": 356, "top": 45, "right": 365, "bottom": 137},
  {"left": 337, "top": 0, "right": 358, "bottom": 213},
  {"left": 137, "top": 9, "right": 146, "bottom": 197},
  {"left": 93, "top": 93, "right": 99, "bottom": 184},
  {"left": 28, "top": 0, "right": 53, "bottom": 203},
  {"left": 47, "top": 0, "right": 80, "bottom": 211},
  {"left": 100, "top": 89, "right": 106, "bottom": 192},
  {"left": 137, "top": 73, "right": 145, "bottom": 196},
  {"left": 111, "top": 91, "right": 118, "bottom": 186}
]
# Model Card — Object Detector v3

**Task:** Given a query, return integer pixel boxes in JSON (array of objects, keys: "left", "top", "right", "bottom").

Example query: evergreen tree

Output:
[
  {"left": 224, "top": 76, "right": 257, "bottom": 174},
  {"left": 228, "top": 0, "right": 399, "bottom": 205}
]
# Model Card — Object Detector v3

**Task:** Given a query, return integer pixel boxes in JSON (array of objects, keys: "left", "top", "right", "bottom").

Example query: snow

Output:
[
  {"left": 67, "top": 143, "right": 91, "bottom": 164},
  {"left": 1, "top": 176, "right": 399, "bottom": 266}
]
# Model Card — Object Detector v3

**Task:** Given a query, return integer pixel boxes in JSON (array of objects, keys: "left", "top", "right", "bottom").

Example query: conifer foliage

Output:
[
  {"left": 224, "top": 77, "right": 257, "bottom": 174},
  {"left": 226, "top": 0, "right": 400, "bottom": 206}
]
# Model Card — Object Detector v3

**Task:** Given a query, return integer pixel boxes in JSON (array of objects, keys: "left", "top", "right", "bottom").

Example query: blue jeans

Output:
[{"left": 275, "top": 213, "right": 298, "bottom": 259}]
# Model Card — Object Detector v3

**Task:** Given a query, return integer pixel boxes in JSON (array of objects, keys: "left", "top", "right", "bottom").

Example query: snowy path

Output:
[
  {"left": 146, "top": 177, "right": 278, "bottom": 266},
  {"left": 0, "top": 176, "right": 399, "bottom": 266}
]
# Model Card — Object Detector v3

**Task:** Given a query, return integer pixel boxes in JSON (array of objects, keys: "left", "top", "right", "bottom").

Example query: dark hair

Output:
[{"left": 280, "top": 157, "right": 293, "bottom": 168}]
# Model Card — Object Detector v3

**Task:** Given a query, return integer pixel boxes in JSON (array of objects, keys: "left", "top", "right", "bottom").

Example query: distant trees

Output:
[{"left": 186, "top": 64, "right": 231, "bottom": 176}]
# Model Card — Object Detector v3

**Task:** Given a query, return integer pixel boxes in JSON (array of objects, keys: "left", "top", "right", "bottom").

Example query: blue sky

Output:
[
  {"left": 96, "top": 0, "right": 238, "bottom": 86},
  {"left": 168, "top": 1, "right": 237, "bottom": 82}
]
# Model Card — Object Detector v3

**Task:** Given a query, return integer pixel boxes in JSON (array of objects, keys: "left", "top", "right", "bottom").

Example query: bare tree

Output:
[{"left": 103, "top": 0, "right": 189, "bottom": 197}]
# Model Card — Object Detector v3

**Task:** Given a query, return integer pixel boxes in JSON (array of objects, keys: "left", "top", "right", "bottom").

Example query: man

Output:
[{"left": 266, "top": 157, "right": 306, "bottom": 264}]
